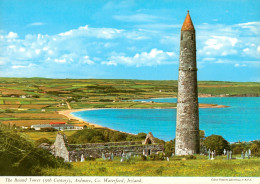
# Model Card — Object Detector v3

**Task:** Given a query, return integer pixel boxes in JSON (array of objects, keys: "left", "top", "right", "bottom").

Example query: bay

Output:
[{"left": 72, "top": 97, "right": 260, "bottom": 142}]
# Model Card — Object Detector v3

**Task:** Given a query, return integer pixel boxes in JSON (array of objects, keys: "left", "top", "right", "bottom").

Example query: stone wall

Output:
[
  {"left": 51, "top": 132, "right": 164, "bottom": 162},
  {"left": 53, "top": 133, "right": 70, "bottom": 162}
]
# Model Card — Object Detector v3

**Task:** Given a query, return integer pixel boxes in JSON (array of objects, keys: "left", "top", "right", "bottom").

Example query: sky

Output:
[{"left": 0, "top": 0, "right": 259, "bottom": 82}]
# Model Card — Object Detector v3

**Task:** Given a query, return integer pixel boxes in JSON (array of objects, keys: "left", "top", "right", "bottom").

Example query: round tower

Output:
[{"left": 175, "top": 11, "right": 200, "bottom": 155}]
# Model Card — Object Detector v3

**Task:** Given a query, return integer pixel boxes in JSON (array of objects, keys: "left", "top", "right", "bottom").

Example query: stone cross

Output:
[
  {"left": 223, "top": 149, "right": 226, "bottom": 155},
  {"left": 81, "top": 154, "right": 85, "bottom": 162},
  {"left": 211, "top": 151, "right": 214, "bottom": 160}
]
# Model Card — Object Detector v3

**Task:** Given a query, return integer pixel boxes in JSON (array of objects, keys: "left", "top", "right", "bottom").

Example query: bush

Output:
[
  {"left": 184, "top": 155, "right": 196, "bottom": 160},
  {"left": 40, "top": 127, "right": 56, "bottom": 132},
  {"left": 203, "top": 135, "right": 230, "bottom": 155},
  {"left": 149, "top": 152, "right": 165, "bottom": 161},
  {"left": 250, "top": 143, "right": 260, "bottom": 157},
  {"left": 232, "top": 145, "right": 244, "bottom": 155},
  {"left": 0, "top": 125, "right": 71, "bottom": 176},
  {"left": 155, "top": 166, "right": 164, "bottom": 175},
  {"left": 98, "top": 167, "right": 107, "bottom": 172},
  {"left": 85, "top": 157, "right": 96, "bottom": 161},
  {"left": 35, "top": 138, "right": 52, "bottom": 147},
  {"left": 164, "top": 139, "right": 175, "bottom": 157},
  {"left": 141, "top": 155, "right": 147, "bottom": 161}
]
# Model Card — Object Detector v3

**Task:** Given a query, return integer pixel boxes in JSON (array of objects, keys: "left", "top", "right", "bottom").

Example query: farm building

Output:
[{"left": 30, "top": 122, "right": 83, "bottom": 130}]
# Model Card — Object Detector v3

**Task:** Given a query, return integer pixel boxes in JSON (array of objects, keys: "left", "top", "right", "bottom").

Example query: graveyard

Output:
[{"left": 41, "top": 154, "right": 260, "bottom": 176}]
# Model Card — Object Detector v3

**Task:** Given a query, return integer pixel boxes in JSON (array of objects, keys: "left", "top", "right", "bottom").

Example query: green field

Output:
[
  {"left": 42, "top": 155, "right": 260, "bottom": 176},
  {"left": 0, "top": 77, "right": 259, "bottom": 127}
]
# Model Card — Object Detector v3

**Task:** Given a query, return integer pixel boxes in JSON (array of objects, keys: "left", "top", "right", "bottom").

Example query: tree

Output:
[
  {"left": 164, "top": 139, "right": 175, "bottom": 157},
  {"left": 0, "top": 125, "right": 70, "bottom": 176},
  {"left": 250, "top": 143, "right": 260, "bottom": 157},
  {"left": 203, "top": 135, "right": 230, "bottom": 155}
]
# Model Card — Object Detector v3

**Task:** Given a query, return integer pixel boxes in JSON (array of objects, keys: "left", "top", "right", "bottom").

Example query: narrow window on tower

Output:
[
  {"left": 191, "top": 34, "right": 194, "bottom": 40},
  {"left": 181, "top": 33, "right": 183, "bottom": 40}
]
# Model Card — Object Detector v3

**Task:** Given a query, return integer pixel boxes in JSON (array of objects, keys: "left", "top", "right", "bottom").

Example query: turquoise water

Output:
[{"left": 72, "top": 97, "right": 260, "bottom": 142}]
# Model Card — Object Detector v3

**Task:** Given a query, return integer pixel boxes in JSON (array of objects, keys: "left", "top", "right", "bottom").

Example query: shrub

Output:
[
  {"left": 40, "top": 127, "right": 56, "bottom": 132},
  {"left": 141, "top": 155, "right": 147, "bottom": 161},
  {"left": 98, "top": 167, "right": 107, "bottom": 172},
  {"left": 164, "top": 139, "right": 175, "bottom": 157},
  {"left": 149, "top": 152, "right": 165, "bottom": 161},
  {"left": 0, "top": 125, "right": 71, "bottom": 176},
  {"left": 155, "top": 166, "right": 164, "bottom": 175},
  {"left": 35, "top": 138, "right": 52, "bottom": 147},
  {"left": 232, "top": 145, "right": 243, "bottom": 155},
  {"left": 184, "top": 155, "right": 196, "bottom": 160},
  {"left": 85, "top": 157, "right": 96, "bottom": 161},
  {"left": 203, "top": 135, "right": 230, "bottom": 155},
  {"left": 250, "top": 143, "right": 260, "bottom": 157}
]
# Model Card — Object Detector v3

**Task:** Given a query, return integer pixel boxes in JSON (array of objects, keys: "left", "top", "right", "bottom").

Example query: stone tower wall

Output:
[{"left": 175, "top": 29, "right": 200, "bottom": 155}]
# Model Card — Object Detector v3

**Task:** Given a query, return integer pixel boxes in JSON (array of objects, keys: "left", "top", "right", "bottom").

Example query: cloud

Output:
[
  {"left": 113, "top": 14, "right": 160, "bottom": 22},
  {"left": 198, "top": 36, "right": 238, "bottom": 56},
  {"left": 28, "top": 22, "right": 45, "bottom": 26},
  {"left": 102, "top": 48, "right": 176, "bottom": 67},
  {"left": 58, "top": 25, "right": 124, "bottom": 39},
  {"left": 234, "top": 63, "right": 247, "bottom": 67},
  {"left": 12, "top": 63, "right": 36, "bottom": 69},
  {"left": 236, "top": 22, "right": 260, "bottom": 34},
  {"left": 6, "top": 32, "right": 18, "bottom": 39},
  {"left": 1, "top": 20, "right": 260, "bottom": 79}
]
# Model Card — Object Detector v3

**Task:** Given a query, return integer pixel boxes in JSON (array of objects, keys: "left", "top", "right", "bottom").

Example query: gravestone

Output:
[
  {"left": 102, "top": 153, "right": 106, "bottom": 160},
  {"left": 241, "top": 151, "right": 244, "bottom": 159},
  {"left": 81, "top": 154, "right": 85, "bottom": 162},
  {"left": 208, "top": 149, "right": 211, "bottom": 160},
  {"left": 229, "top": 151, "right": 232, "bottom": 160},
  {"left": 227, "top": 151, "right": 229, "bottom": 160},
  {"left": 224, "top": 149, "right": 226, "bottom": 155},
  {"left": 211, "top": 151, "right": 214, "bottom": 160},
  {"left": 245, "top": 151, "right": 248, "bottom": 158},
  {"left": 111, "top": 153, "right": 114, "bottom": 161}
]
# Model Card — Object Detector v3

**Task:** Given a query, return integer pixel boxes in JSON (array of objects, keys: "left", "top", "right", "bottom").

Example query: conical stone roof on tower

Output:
[{"left": 181, "top": 11, "right": 195, "bottom": 31}]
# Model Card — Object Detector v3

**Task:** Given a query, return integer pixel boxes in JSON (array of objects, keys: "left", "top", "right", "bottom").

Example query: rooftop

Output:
[{"left": 181, "top": 10, "right": 195, "bottom": 31}]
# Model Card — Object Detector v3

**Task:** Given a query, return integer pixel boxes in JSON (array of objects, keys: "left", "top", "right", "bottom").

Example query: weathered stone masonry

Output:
[
  {"left": 51, "top": 132, "right": 164, "bottom": 162},
  {"left": 175, "top": 11, "right": 200, "bottom": 155}
]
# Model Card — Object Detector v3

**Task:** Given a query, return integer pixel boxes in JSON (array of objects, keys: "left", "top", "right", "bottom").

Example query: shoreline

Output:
[{"left": 58, "top": 103, "right": 228, "bottom": 130}]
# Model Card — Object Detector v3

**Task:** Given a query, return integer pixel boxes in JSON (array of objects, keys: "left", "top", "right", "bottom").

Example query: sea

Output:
[{"left": 71, "top": 97, "right": 260, "bottom": 142}]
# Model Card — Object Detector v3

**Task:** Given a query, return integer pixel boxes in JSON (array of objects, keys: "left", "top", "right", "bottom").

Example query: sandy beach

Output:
[
  {"left": 59, "top": 104, "right": 228, "bottom": 129},
  {"left": 58, "top": 108, "right": 105, "bottom": 128}
]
